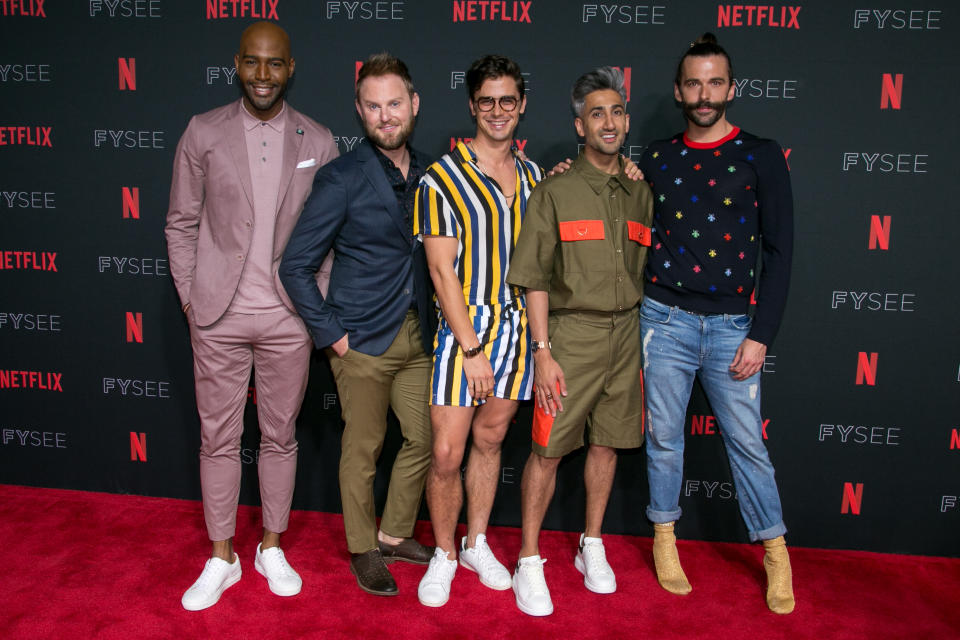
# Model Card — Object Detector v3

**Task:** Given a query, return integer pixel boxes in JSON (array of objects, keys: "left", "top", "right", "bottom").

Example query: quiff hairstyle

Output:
[{"left": 355, "top": 52, "right": 416, "bottom": 101}]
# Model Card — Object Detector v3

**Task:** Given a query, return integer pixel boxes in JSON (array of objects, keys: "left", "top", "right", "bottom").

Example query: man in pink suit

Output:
[{"left": 165, "top": 21, "right": 338, "bottom": 611}]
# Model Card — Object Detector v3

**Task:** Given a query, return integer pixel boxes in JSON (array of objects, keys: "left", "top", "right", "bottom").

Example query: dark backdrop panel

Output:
[{"left": 2, "top": 1, "right": 957, "bottom": 557}]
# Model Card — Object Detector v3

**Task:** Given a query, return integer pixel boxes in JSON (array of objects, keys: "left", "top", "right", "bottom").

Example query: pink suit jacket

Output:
[{"left": 165, "top": 100, "right": 338, "bottom": 327}]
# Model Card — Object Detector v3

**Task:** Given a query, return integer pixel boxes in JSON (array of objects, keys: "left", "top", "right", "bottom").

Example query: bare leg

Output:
[
  {"left": 211, "top": 539, "right": 234, "bottom": 561},
  {"left": 426, "top": 405, "right": 474, "bottom": 559},
  {"left": 583, "top": 445, "right": 616, "bottom": 538},
  {"left": 464, "top": 397, "right": 517, "bottom": 547},
  {"left": 519, "top": 452, "right": 561, "bottom": 558}
]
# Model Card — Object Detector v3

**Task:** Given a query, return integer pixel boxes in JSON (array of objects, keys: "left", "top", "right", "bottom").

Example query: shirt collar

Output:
[
  {"left": 240, "top": 99, "right": 286, "bottom": 133},
  {"left": 573, "top": 153, "right": 632, "bottom": 195}
]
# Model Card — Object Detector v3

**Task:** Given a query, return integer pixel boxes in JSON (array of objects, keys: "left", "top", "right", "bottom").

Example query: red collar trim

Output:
[{"left": 683, "top": 126, "right": 740, "bottom": 149}]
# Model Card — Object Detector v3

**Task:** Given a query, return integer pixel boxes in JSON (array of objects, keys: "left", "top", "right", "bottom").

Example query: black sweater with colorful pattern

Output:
[{"left": 639, "top": 128, "right": 793, "bottom": 346}]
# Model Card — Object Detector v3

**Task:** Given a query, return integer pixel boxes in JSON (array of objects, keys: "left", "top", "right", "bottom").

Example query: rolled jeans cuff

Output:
[
  {"left": 750, "top": 521, "right": 787, "bottom": 543},
  {"left": 646, "top": 505, "right": 683, "bottom": 524}
]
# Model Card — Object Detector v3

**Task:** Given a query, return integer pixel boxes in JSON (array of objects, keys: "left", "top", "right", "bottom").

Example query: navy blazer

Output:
[{"left": 279, "top": 139, "right": 436, "bottom": 357}]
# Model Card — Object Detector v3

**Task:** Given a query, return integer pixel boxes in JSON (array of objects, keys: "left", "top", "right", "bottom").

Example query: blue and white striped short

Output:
[{"left": 430, "top": 300, "right": 532, "bottom": 407}]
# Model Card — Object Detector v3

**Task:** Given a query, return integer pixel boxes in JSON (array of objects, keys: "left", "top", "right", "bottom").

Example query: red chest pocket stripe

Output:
[
  {"left": 558, "top": 219, "right": 604, "bottom": 241},
  {"left": 628, "top": 221, "right": 652, "bottom": 246}
]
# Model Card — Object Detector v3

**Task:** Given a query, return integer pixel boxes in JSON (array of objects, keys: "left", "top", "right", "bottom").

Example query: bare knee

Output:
[{"left": 431, "top": 440, "right": 465, "bottom": 477}]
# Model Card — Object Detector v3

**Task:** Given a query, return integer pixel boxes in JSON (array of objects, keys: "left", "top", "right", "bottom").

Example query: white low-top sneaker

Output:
[
  {"left": 513, "top": 555, "right": 553, "bottom": 616},
  {"left": 181, "top": 554, "right": 242, "bottom": 611},
  {"left": 418, "top": 547, "right": 458, "bottom": 607},
  {"left": 459, "top": 534, "right": 512, "bottom": 590},
  {"left": 255, "top": 543, "right": 302, "bottom": 596},
  {"left": 574, "top": 533, "right": 617, "bottom": 594}
]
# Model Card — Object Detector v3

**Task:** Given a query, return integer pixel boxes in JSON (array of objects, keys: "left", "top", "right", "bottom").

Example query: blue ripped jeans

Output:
[{"left": 639, "top": 297, "right": 786, "bottom": 542}]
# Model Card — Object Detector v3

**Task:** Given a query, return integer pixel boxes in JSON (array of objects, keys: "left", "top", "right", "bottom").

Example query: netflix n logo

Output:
[
  {"left": 130, "top": 431, "right": 146, "bottom": 461},
  {"left": 949, "top": 428, "right": 959, "bottom": 450},
  {"left": 880, "top": 73, "right": 902, "bottom": 110},
  {"left": 856, "top": 352, "right": 878, "bottom": 386},
  {"left": 119, "top": 57, "right": 135, "bottom": 91},
  {"left": 122, "top": 187, "right": 139, "bottom": 219},
  {"left": 125, "top": 312, "right": 142, "bottom": 343},
  {"left": 869, "top": 215, "right": 890, "bottom": 250},
  {"left": 841, "top": 481, "right": 863, "bottom": 514}
]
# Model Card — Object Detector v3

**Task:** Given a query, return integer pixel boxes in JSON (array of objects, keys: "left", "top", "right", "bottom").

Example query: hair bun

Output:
[{"left": 694, "top": 32, "right": 718, "bottom": 46}]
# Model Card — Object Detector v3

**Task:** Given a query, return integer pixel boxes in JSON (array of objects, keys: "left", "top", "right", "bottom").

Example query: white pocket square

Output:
[{"left": 296, "top": 158, "right": 317, "bottom": 168}]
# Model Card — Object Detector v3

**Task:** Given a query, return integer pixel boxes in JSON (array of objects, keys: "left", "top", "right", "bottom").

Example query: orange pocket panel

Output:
[
  {"left": 558, "top": 219, "right": 604, "bottom": 241},
  {"left": 531, "top": 406, "right": 555, "bottom": 448},
  {"left": 628, "top": 221, "right": 652, "bottom": 246}
]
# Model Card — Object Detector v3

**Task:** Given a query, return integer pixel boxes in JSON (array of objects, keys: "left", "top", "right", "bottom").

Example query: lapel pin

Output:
[{"left": 296, "top": 128, "right": 304, "bottom": 135}]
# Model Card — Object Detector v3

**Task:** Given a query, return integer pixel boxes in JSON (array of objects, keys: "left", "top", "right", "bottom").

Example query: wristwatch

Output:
[
  {"left": 463, "top": 344, "right": 483, "bottom": 358},
  {"left": 531, "top": 340, "right": 551, "bottom": 353}
]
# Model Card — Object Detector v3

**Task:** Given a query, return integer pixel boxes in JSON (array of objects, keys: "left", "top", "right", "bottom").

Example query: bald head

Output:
[
  {"left": 238, "top": 21, "right": 291, "bottom": 60},
  {"left": 234, "top": 21, "right": 295, "bottom": 121}
]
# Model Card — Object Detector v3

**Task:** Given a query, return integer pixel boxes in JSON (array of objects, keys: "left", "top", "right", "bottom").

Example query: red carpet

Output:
[{"left": 1, "top": 485, "right": 957, "bottom": 640}]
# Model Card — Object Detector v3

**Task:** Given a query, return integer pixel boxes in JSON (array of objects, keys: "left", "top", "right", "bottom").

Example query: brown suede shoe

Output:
[
  {"left": 349, "top": 549, "right": 398, "bottom": 596},
  {"left": 378, "top": 537, "right": 434, "bottom": 565}
]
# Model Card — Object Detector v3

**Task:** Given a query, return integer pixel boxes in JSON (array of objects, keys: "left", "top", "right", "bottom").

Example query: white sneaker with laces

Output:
[
  {"left": 459, "top": 534, "right": 511, "bottom": 590},
  {"left": 181, "top": 554, "right": 242, "bottom": 611},
  {"left": 512, "top": 555, "right": 553, "bottom": 616},
  {"left": 574, "top": 533, "right": 617, "bottom": 594},
  {"left": 255, "top": 542, "right": 302, "bottom": 596},
  {"left": 418, "top": 547, "right": 458, "bottom": 607}
]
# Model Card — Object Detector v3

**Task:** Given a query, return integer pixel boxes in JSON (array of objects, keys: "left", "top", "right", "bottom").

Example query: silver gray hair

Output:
[{"left": 571, "top": 66, "right": 627, "bottom": 117}]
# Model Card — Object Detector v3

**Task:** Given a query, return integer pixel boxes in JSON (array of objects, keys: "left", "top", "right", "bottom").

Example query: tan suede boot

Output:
[
  {"left": 762, "top": 536, "right": 795, "bottom": 614},
  {"left": 652, "top": 522, "right": 692, "bottom": 595}
]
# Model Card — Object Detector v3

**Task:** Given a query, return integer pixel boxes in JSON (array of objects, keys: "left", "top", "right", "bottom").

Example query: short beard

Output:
[
  {"left": 682, "top": 99, "right": 727, "bottom": 128},
  {"left": 363, "top": 117, "right": 414, "bottom": 152}
]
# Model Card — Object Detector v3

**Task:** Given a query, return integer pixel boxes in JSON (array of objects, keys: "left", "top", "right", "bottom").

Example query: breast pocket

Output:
[{"left": 558, "top": 219, "right": 606, "bottom": 274}]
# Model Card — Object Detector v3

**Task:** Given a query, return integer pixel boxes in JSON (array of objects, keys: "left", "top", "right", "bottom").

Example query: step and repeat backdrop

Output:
[{"left": 2, "top": 1, "right": 957, "bottom": 557}]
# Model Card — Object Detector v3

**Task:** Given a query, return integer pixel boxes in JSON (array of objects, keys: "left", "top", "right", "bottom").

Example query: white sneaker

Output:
[
  {"left": 181, "top": 554, "right": 242, "bottom": 611},
  {"left": 575, "top": 533, "right": 617, "bottom": 594},
  {"left": 512, "top": 555, "right": 553, "bottom": 616},
  {"left": 418, "top": 547, "right": 458, "bottom": 607},
  {"left": 459, "top": 534, "right": 512, "bottom": 590},
  {"left": 255, "top": 542, "right": 302, "bottom": 596}
]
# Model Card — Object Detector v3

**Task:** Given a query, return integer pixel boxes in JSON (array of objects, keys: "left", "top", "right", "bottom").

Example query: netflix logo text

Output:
[
  {"left": 691, "top": 414, "right": 771, "bottom": 440},
  {"left": 0, "top": 0, "right": 45, "bottom": 16},
  {"left": 0, "top": 126, "right": 52, "bottom": 147},
  {"left": 453, "top": 0, "right": 531, "bottom": 22},
  {"left": 0, "top": 370, "right": 62, "bottom": 391},
  {"left": 717, "top": 5, "right": 800, "bottom": 29},
  {"left": 0, "top": 250, "right": 57, "bottom": 271},
  {"left": 206, "top": 0, "right": 278, "bottom": 19}
]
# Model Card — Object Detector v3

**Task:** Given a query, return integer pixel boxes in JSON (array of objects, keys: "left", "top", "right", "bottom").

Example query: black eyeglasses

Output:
[{"left": 474, "top": 96, "right": 520, "bottom": 112}]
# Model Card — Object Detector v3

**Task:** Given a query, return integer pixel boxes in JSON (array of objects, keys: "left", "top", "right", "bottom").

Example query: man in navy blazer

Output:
[{"left": 279, "top": 53, "right": 436, "bottom": 597}]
